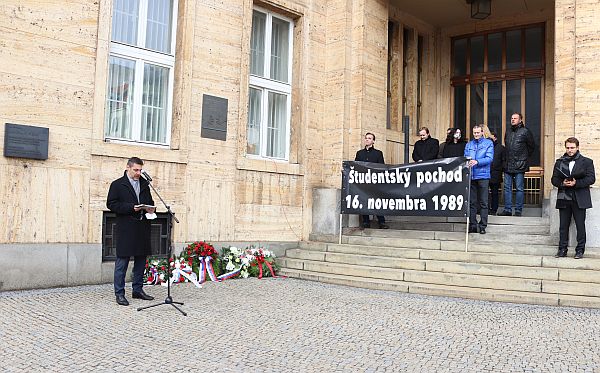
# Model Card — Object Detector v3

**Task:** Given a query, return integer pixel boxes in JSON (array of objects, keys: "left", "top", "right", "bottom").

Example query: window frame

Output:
[
  {"left": 105, "top": 0, "right": 178, "bottom": 146},
  {"left": 102, "top": 211, "right": 170, "bottom": 261},
  {"left": 450, "top": 23, "right": 545, "bottom": 154},
  {"left": 247, "top": 6, "right": 294, "bottom": 161}
]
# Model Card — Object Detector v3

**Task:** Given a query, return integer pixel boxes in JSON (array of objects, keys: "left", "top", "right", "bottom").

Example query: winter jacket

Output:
[
  {"left": 504, "top": 123, "right": 535, "bottom": 173},
  {"left": 490, "top": 140, "right": 506, "bottom": 184},
  {"left": 464, "top": 137, "right": 494, "bottom": 180},
  {"left": 412, "top": 136, "right": 439, "bottom": 162},
  {"left": 355, "top": 146, "right": 385, "bottom": 164},
  {"left": 442, "top": 141, "right": 467, "bottom": 158},
  {"left": 107, "top": 172, "right": 155, "bottom": 257},
  {"left": 551, "top": 151, "right": 595, "bottom": 209}
]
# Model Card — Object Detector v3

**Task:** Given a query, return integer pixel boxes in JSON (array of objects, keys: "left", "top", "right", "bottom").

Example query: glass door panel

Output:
[
  {"left": 470, "top": 83, "right": 484, "bottom": 128},
  {"left": 487, "top": 81, "right": 502, "bottom": 140},
  {"left": 526, "top": 78, "right": 542, "bottom": 166}
]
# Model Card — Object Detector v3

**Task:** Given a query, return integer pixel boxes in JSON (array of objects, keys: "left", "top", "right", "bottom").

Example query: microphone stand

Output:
[{"left": 137, "top": 177, "right": 186, "bottom": 316}]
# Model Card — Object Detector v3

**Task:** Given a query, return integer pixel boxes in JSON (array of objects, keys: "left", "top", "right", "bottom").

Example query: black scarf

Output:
[
  {"left": 556, "top": 151, "right": 581, "bottom": 202},
  {"left": 558, "top": 151, "right": 581, "bottom": 178}
]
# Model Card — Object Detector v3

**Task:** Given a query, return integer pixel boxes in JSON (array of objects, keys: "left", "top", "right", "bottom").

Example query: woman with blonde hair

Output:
[{"left": 480, "top": 124, "right": 492, "bottom": 139}]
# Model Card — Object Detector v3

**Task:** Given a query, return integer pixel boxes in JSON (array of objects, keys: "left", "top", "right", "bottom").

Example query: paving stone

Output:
[{"left": 1, "top": 279, "right": 600, "bottom": 372}]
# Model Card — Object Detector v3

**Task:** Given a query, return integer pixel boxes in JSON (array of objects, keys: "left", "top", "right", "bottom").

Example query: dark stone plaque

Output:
[
  {"left": 4, "top": 123, "right": 49, "bottom": 160},
  {"left": 201, "top": 94, "right": 228, "bottom": 141}
]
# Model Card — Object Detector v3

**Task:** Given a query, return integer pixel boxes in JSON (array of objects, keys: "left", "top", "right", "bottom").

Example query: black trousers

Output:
[
  {"left": 114, "top": 255, "right": 147, "bottom": 296},
  {"left": 489, "top": 182, "right": 500, "bottom": 213},
  {"left": 470, "top": 179, "right": 489, "bottom": 229},
  {"left": 558, "top": 201, "right": 587, "bottom": 254},
  {"left": 361, "top": 215, "right": 385, "bottom": 226}
]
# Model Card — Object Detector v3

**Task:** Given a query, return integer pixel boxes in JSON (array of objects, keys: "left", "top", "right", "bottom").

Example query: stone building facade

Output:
[{"left": 1, "top": 0, "right": 598, "bottom": 290}]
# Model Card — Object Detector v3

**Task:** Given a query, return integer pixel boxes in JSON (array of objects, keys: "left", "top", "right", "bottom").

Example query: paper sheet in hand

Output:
[{"left": 135, "top": 204, "right": 156, "bottom": 210}]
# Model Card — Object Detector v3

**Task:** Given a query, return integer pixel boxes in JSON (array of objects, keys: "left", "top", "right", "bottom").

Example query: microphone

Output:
[{"left": 141, "top": 170, "right": 153, "bottom": 182}]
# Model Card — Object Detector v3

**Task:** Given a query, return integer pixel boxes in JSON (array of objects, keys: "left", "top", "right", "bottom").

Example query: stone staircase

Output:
[{"left": 277, "top": 215, "right": 600, "bottom": 308}]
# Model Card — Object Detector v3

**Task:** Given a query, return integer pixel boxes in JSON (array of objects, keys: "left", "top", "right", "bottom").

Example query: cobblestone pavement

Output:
[{"left": 1, "top": 278, "right": 600, "bottom": 372}]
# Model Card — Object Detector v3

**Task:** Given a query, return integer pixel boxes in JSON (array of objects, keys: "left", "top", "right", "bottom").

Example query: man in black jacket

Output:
[
  {"left": 551, "top": 138, "right": 595, "bottom": 259},
  {"left": 107, "top": 157, "right": 156, "bottom": 306},
  {"left": 498, "top": 113, "right": 535, "bottom": 216},
  {"left": 355, "top": 132, "right": 388, "bottom": 229},
  {"left": 412, "top": 127, "right": 439, "bottom": 162}
]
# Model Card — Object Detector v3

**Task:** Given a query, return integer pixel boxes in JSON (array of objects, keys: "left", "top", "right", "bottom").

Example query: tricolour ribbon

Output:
[
  {"left": 145, "top": 266, "right": 162, "bottom": 285},
  {"left": 166, "top": 264, "right": 202, "bottom": 288},
  {"left": 217, "top": 267, "right": 242, "bottom": 281},
  {"left": 198, "top": 256, "right": 222, "bottom": 283}
]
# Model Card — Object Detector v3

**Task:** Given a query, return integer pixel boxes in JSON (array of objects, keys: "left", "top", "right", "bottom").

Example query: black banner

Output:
[{"left": 341, "top": 157, "right": 470, "bottom": 217}]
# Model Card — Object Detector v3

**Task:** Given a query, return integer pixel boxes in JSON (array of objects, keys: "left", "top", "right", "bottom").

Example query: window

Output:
[
  {"left": 105, "top": 0, "right": 178, "bottom": 145},
  {"left": 247, "top": 8, "right": 293, "bottom": 160},
  {"left": 451, "top": 24, "right": 544, "bottom": 167},
  {"left": 102, "top": 212, "right": 170, "bottom": 260}
]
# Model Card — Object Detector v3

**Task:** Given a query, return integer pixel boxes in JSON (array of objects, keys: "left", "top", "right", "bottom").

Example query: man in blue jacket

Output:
[{"left": 464, "top": 125, "right": 494, "bottom": 234}]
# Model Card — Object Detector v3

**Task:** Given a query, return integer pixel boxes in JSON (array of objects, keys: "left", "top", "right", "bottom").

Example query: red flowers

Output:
[{"left": 184, "top": 241, "right": 217, "bottom": 258}]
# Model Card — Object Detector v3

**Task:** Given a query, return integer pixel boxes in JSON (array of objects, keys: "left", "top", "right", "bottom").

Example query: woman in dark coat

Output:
[
  {"left": 107, "top": 157, "right": 156, "bottom": 306},
  {"left": 441, "top": 128, "right": 467, "bottom": 158},
  {"left": 488, "top": 132, "right": 506, "bottom": 215}
]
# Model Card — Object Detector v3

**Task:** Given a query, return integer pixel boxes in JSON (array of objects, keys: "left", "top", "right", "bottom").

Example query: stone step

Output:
[
  {"left": 281, "top": 257, "right": 543, "bottom": 292},
  {"left": 368, "top": 222, "right": 550, "bottom": 234},
  {"left": 297, "top": 242, "right": 600, "bottom": 270},
  {"left": 278, "top": 268, "right": 600, "bottom": 309},
  {"left": 350, "top": 228, "right": 555, "bottom": 245},
  {"left": 341, "top": 235, "right": 600, "bottom": 259},
  {"left": 386, "top": 215, "right": 549, "bottom": 225},
  {"left": 285, "top": 249, "right": 561, "bottom": 281}
]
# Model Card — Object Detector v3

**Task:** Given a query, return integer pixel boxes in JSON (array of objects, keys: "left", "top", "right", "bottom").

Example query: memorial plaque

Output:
[
  {"left": 201, "top": 94, "right": 228, "bottom": 141},
  {"left": 4, "top": 123, "right": 49, "bottom": 160}
]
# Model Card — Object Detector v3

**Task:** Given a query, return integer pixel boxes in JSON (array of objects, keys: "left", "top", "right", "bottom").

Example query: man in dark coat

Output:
[
  {"left": 551, "top": 137, "right": 595, "bottom": 259},
  {"left": 498, "top": 113, "right": 535, "bottom": 216},
  {"left": 488, "top": 132, "right": 505, "bottom": 215},
  {"left": 355, "top": 132, "right": 388, "bottom": 229},
  {"left": 412, "top": 127, "right": 439, "bottom": 162},
  {"left": 107, "top": 157, "right": 156, "bottom": 306}
]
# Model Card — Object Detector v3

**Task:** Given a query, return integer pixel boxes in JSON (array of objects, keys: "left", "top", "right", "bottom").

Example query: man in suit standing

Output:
[
  {"left": 551, "top": 138, "right": 595, "bottom": 259},
  {"left": 107, "top": 157, "right": 156, "bottom": 305},
  {"left": 355, "top": 132, "right": 388, "bottom": 229}
]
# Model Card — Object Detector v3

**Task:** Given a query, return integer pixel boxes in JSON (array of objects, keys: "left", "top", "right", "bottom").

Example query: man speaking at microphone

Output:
[{"left": 107, "top": 157, "right": 156, "bottom": 306}]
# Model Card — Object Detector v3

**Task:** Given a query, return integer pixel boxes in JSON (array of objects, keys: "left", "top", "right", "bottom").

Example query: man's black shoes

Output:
[
  {"left": 514, "top": 211, "right": 522, "bottom": 217},
  {"left": 574, "top": 252, "right": 584, "bottom": 259},
  {"left": 479, "top": 228, "right": 486, "bottom": 234},
  {"left": 116, "top": 294, "right": 129, "bottom": 306},
  {"left": 555, "top": 250, "right": 567, "bottom": 258},
  {"left": 379, "top": 224, "right": 389, "bottom": 229},
  {"left": 497, "top": 210, "right": 512, "bottom": 216},
  {"left": 132, "top": 290, "right": 155, "bottom": 300},
  {"left": 468, "top": 226, "right": 478, "bottom": 233}
]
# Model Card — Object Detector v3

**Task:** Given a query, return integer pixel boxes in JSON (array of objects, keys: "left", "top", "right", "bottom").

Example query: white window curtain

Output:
[
  {"left": 250, "top": 11, "right": 266, "bottom": 77},
  {"left": 106, "top": 57, "right": 135, "bottom": 139},
  {"left": 267, "top": 92, "right": 287, "bottom": 158},
  {"left": 247, "top": 87, "right": 262, "bottom": 155},
  {"left": 145, "top": 0, "right": 173, "bottom": 53},
  {"left": 111, "top": 0, "right": 139, "bottom": 45},
  {"left": 141, "top": 63, "right": 169, "bottom": 143},
  {"left": 270, "top": 17, "right": 289, "bottom": 83}
]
